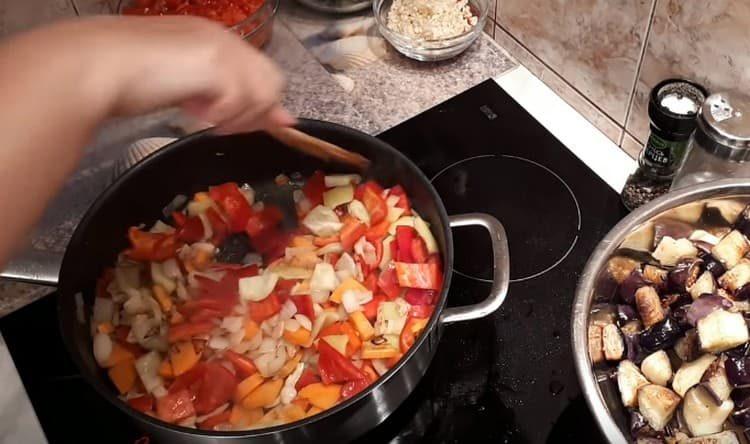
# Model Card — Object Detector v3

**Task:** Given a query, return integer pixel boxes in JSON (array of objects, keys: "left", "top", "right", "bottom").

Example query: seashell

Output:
[{"left": 311, "top": 36, "right": 388, "bottom": 71}]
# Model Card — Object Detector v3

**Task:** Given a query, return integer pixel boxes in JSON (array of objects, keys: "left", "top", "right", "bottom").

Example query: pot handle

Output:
[{"left": 440, "top": 213, "right": 510, "bottom": 325}]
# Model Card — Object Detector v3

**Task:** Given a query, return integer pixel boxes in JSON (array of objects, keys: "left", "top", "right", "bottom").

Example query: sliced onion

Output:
[
  {"left": 290, "top": 281, "right": 311, "bottom": 296},
  {"left": 239, "top": 273, "right": 279, "bottom": 302},
  {"left": 311, "top": 263, "right": 338, "bottom": 292},
  {"left": 197, "top": 212, "right": 213, "bottom": 241},
  {"left": 316, "top": 243, "right": 344, "bottom": 255},
  {"left": 152, "top": 385, "right": 168, "bottom": 399},
  {"left": 342, "top": 290, "right": 366, "bottom": 313},
  {"left": 93, "top": 333, "right": 113, "bottom": 366},
  {"left": 196, "top": 403, "right": 229, "bottom": 423},
  {"left": 221, "top": 316, "right": 244, "bottom": 333},
  {"left": 324, "top": 174, "right": 361, "bottom": 187},
  {"left": 231, "top": 340, "right": 253, "bottom": 354},
  {"left": 135, "top": 351, "right": 163, "bottom": 394},
  {"left": 284, "top": 318, "right": 300, "bottom": 332},
  {"left": 292, "top": 189, "right": 304, "bottom": 204},
  {"left": 176, "top": 282, "right": 189, "bottom": 300},
  {"left": 354, "top": 237, "right": 377, "bottom": 266},
  {"left": 115, "top": 265, "right": 141, "bottom": 292},
  {"left": 258, "top": 337, "right": 278, "bottom": 354},
  {"left": 209, "top": 336, "right": 230, "bottom": 350},
  {"left": 311, "top": 290, "right": 330, "bottom": 304},
  {"left": 286, "top": 247, "right": 316, "bottom": 261},
  {"left": 267, "top": 264, "right": 313, "bottom": 280},
  {"left": 348, "top": 199, "right": 370, "bottom": 226},
  {"left": 178, "top": 416, "right": 197, "bottom": 428},
  {"left": 294, "top": 314, "right": 312, "bottom": 331},
  {"left": 302, "top": 205, "right": 343, "bottom": 237},
  {"left": 162, "top": 258, "right": 182, "bottom": 280},
  {"left": 162, "top": 194, "right": 188, "bottom": 218},
  {"left": 335, "top": 253, "right": 357, "bottom": 278},
  {"left": 247, "top": 330, "right": 263, "bottom": 351},
  {"left": 151, "top": 262, "right": 176, "bottom": 293},
  {"left": 306, "top": 311, "right": 340, "bottom": 346},
  {"left": 192, "top": 242, "right": 216, "bottom": 254},
  {"left": 371, "top": 359, "right": 389, "bottom": 376},
  {"left": 272, "top": 320, "right": 284, "bottom": 339},
  {"left": 279, "top": 300, "right": 298, "bottom": 321},
  {"left": 386, "top": 195, "right": 400, "bottom": 207}
]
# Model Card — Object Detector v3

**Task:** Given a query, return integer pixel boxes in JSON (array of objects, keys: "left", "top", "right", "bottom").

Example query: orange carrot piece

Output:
[
  {"left": 280, "top": 403, "right": 306, "bottom": 422},
  {"left": 242, "top": 379, "right": 283, "bottom": 409},
  {"left": 169, "top": 341, "right": 200, "bottom": 376},
  {"left": 306, "top": 406, "right": 323, "bottom": 417},
  {"left": 314, "top": 235, "right": 339, "bottom": 247},
  {"left": 283, "top": 328, "right": 311, "bottom": 346},
  {"left": 291, "top": 235, "right": 315, "bottom": 249},
  {"left": 278, "top": 353, "right": 302, "bottom": 378},
  {"left": 159, "top": 359, "right": 175, "bottom": 378},
  {"left": 235, "top": 373, "right": 265, "bottom": 403},
  {"left": 244, "top": 319, "right": 260, "bottom": 341},
  {"left": 229, "top": 404, "right": 263, "bottom": 427},
  {"left": 97, "top": 322, "right": 114, "bottom": 334},
  {"left": 108, "top": 359, "right": 136, "bottom": 394},
  {"left": 292, "top": 398, "right": 310, "bottom": 412},
  {"left": 298, "top": 383, "right": 342, "bottom": 409},
  {"left": 153, "top": 284, "right": 173, "bottom": 312},
  {"left": 102, "top": 342, "right": 135, "bottom": 368}
]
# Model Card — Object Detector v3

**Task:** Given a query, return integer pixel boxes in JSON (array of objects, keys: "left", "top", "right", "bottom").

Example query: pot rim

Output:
[
  {"left": 58, "top": 119, "right": 456, "bottom": 438},
  {"left": 571, "top": 178, "right": 750, "bottom": 444}
]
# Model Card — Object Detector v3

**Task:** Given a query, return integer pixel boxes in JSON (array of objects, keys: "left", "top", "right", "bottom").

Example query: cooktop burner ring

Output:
[{"left": 431, "top": 154, "right": 581, "bottom": 283}]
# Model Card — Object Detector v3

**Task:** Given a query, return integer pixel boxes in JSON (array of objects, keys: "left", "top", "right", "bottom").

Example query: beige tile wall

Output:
[{"left": 485, "top": 0, "right": 749, "bottom": 160}]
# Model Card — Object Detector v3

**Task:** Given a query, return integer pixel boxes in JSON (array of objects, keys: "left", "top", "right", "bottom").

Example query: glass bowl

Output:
[
  {"left": 373, "top": 0, "right": 489, "bottom": 61},
  {"left": 118, "top": 0, "right": 279, "bottom": 48},
  {"left": 295, "top": 0, "right": 372, "bottom": 14}
]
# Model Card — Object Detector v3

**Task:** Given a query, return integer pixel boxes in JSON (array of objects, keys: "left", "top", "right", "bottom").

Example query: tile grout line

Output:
[
  {"left": 620, "top": 0, "right": 659, "bottom": 146},
  {"left": 494, "top": 21, "right": 623, "bottom": 132},
  {"left": 69, "top": 0, "right": 81, "bottom": 16}
]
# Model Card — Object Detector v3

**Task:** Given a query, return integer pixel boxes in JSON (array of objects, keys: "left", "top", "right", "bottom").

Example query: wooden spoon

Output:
[{"left": 267, "top": 127, "right": 371, "bottom": 171}]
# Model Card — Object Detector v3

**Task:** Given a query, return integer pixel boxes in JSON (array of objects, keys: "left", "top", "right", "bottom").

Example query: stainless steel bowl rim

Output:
[{"left": 571, "top": 178, "right": 750, "bottom": 444}]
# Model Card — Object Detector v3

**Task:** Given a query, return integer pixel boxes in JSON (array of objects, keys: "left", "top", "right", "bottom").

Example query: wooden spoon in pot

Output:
[{"left": 267, "top": 127, "right": 370, "bottom": 171}]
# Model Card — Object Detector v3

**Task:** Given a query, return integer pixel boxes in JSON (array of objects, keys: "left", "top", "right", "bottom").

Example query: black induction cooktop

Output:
[{"left": 0, "top": 79, "right": 628, "bottom": 443}]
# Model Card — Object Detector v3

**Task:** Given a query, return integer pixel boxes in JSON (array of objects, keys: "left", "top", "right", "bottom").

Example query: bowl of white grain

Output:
[{"left": 374, "top": 0, "right": 489, "bottom": 61}]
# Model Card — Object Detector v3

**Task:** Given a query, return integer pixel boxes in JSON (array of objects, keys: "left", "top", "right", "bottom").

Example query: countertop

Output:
[{"left": 0, "top": 3, "right": 517, "bottom": 316}]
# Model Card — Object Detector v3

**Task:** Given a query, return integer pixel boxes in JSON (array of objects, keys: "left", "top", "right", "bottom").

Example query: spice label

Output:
[{"left": 643, "top": 134, "right": 688, "bottom": 171}]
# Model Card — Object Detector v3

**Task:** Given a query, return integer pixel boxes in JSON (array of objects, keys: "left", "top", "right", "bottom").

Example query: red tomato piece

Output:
[
  {"left": 156, "top": 389, "right": 196, "bottom": 423},
  {"left": 127, "top": 395, "right": 154, "bottom": 414},
  {"left": 205, "top": 208, "right": 229, "bottom": 245},
  {"left": 291, "top": 295, "right": 315, "bottom": 319},
  {"left": 388, "top": 185, "right": 411, "bottom": 214},
  {"left": 209, "top": 183, "right": 253, "bottom": 233},
  {"left": 317, "top": 340, "right": 367, "bottom": 384},
  {"left": 295, "top": 369, "right": 320, "bottom": 391},
  {"left": 173, "top": 212, "right": 204, "bottom": 243},
  {"left": 168, "top": 321, "right": 215, "bottom": 343},
  {"left": 377, "top": 268, "right": 401, "bottom": 299},
  {"left": 394, "top": 262, "right": 442, "bottom": 290},
  {"left": 169, "top": 363, "right": 207, "bottom": 394},
  {"left": 363, "top": 294, "right": 386, "bottom": 322},
  {"left": 125, "top": 228, "right": 180, "bottom": 262},
  {"left": 410, "top": 304, "right": 435, "bottom": 319},
  {"left": 341, "top": 378, "right": 370, "bottom": 401},
  {"left": 395, "top": 226, "right": 416, "bottom": 263},
  {"left": 361, "top": 185, "right": 388, "bottom": 225},
  {"left": 224, "top": 350, "right": 256, "bottom": 378},
  {"left": 410, "top": 237, "right": 429, "bottom": 263},
  {"left": 303, "top": 170, "right": 326, "bottom": 207},
  {"left": 193, "top": 363, "right": 238, "bottom": 415},
  {"left": 363, "top": 272, "right": 378, "bottom": 293},
  {"left": 248, "top": 293, "right": 281, "bottom": 323},
  {"left": 404, "top": 288, "right": 436, "bottom": 306}
]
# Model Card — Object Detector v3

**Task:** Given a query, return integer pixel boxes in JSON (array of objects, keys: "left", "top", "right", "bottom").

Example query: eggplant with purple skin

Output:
[
  {"left": 643, "top": 265, "right": 669, "bottom": 291},
  {"left": 674, "top": 329, "right": 701, "bottom": 362},
  {"left": 669, "top": 258, "right": 703, "bottom": 293},
  {"left": 630, "top": 410, "right": 661, "bottom": 441},
  {"left": 712, "top": 230, "right": 749, "bottom": 269},
  {"left": 732, "top": 387, "right": 750, "bottom": 410},
  {"left": 682, "top": 386, "right": 735, "bottom": 437},
  {"left": 698, "top": 250, "right": 727, "bottom": 279},
  {"left": 603, "top": 324, "right": 625, "bottom": 361},
  {"left": 735, "top": 284, "right": 750, "bottom": 301},
  {"left": 637, "top": 384, "right": 681, "bottom": 431},
  {"left": 726, "top": 355, "right": 750, "bottom": 387},
  {"left": 680, "top": 431, "right": 740, "bottom": 444},
  {"left": 640, "top": 317, "right": 684, "bottom": 352},
  {"left": 734, "top": 204, "right": 750, "bottom": 238},
  {"left": 636, "top": 286, "right": 666, "bottom": 329},
  {"left": 619, "top": 270, "right": 650, "bottom": 305},
  {"left": 618, "top": 360, "right": 650, "bottom": 408},
  {"left": 686, "top": 294, "right": 733, "bottom": 327},
  {"left": 697, "top": 309, "right": 749, "bottom": 353},
  {"left": 640, "top": 350, "right": 672, "bottom": 387},
  {"left": 672, "top": 354, "right": 717, "bottom": 397},
  {"left": 620, "top": 221, "right": 655, "bottom": 253},
  {"left": 653, "top": 236, "right": 699, "bottom": 267},
  {"left": 588, "top": 324, "right": 604, "bottom": 365},
  {"left": 654, "top": 218, "right": 698, "bottom": 244},
  {"left": 618, "top": 304, "right": 639, "bottom": 323},
  {"left": 701, "top": 357, "right": 732, "bottom": 404},
  {"left": 688, "top": 271, "right": 716, "bottom": 300},
  {"left": 704, "top": 199, "right": 746, "bottom": 226},
  {"left": 719, "top": 258, "right": 750, "bottom": 292}
]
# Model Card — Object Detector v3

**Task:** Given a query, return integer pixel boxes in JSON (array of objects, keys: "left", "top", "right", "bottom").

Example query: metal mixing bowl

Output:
[{"left": 571, "top": 179, "right": 750, "bottom": 443}]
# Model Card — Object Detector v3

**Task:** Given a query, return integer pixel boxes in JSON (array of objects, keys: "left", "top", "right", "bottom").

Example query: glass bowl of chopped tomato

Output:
[{"left": 120, "top": 0, "right": 279, "bottom": 48}]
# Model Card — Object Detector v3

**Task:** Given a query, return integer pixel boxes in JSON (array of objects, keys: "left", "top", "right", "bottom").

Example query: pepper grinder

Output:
[{"left": 621, "top": 79, "right": 708, "bottom": 210}]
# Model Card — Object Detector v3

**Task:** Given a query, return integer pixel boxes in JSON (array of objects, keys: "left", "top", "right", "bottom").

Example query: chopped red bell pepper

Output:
[
  {"left": 303, "top": 170, "right": 326, "bottom": 207},
  {"left": 209, "top": 182, "right": 253, "bottom": 233},
  {"left": 377, "top": 267, "right": 401, "bottom": 299},
  {"left": 295, "top": 369, "right": 320, "bottom": 391},
  {"left": 172, "top": 211, "right": 204, "bottom": 243},
  {"left": 365, "top": 218, "right": 390, "bottom": 242},
  {"left": 360, "top": 183, "right": 388, "bottom": 225},
  {"left": 395, "top": 226, "right": 416, "bottom": 263},
  {"left": 169, "top": 363, "right": 207, "bottom": 394},
  {"left": 125, "top": 228, "right": 180, "bottom": 262},
  {"left": 399, "top": 317, "right": 429, "bottom": 353},
  {"left": 168, "top": 321, "right": 215, "bottom": 343},
  {"left": 156, "top": 389, "right": 195, "bottom": 423},
  {"left": 394, "top": 262, "right": 442, "bottom": 290},
  {"left": 192, "top": 363, "right": 238, "bottom": 415},
  {"left": 317, "top": 340, "right": 367, "bottom": 384},
  {"left": 198, "top": 409, "right": 232, "bottom": 430},
  {"left": 410, "top": 304, "right": 435, "bottom": 319},
  {"left": 363, "top": 294, "right": 386, "bottom": 322},
  {"left": 247, "top": 293, "right": 281, "bottom": 323},
  {"left": 224, "top": 350, "right": 256, "bottom": 378},
  {"left": 410, "top": 237, "right": 429, "bottom": 263},
  {"left": 340, "top": 218, "right": 367, "bottom": 252},
  {"left": 354, "top": 181, "right": 384, "bottom": 201},
  {"left": 127, "top": 394, "right": 154, "bottom": 414},
  {"left": 205, "top": 208, "right": 229, "bottom": 245},
  {"left": 388, "top": 185, "right": 411, "bottom": 215},
  {"left": 291, "top": 294, "right": 315, "bottom": 319},
  {"left": 341, "top": 378, "right": 370, "bottom": 401},
  {"left": 363, "top": 272, "right": 378, "bottom": 293},
  {"left": 404, "top": 288, "right": 436, "bottom": 306},
  {"left": 245, "top": 206, "right": 283, "bottom": 238}
]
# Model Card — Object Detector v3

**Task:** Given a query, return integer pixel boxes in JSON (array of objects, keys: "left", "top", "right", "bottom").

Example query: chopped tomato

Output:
[
  {"left": 363, "top": 294, "right": 386, "bottom": 322},
  {"left": 303, "top": 170, "right": 326, "bottom": 207},
  {"left": 127, "top": 395, "right": 154, "bottom": 414},
  {"left": 360, "top": 183, "right": 388, "bottom": 225},
  {"left": 156, "top": 389, "right": 195, "bottom": 423},
  {"left": 400, "top": 317, "right": 429, "bottom": 353},
  {"left": 404, "top": 288, "right": 436, "bottom": 306},
  {"left": 317, "top": 340, "right": 367, "bottom": 384},
  {"left": 365, "top": 218, "right": 390, "bottom": 242},
  {"left": 295, "top": 369, "right": 320, "bottom": 391},
  {"left": 245, "top": 206, "right": 283, "bottom": 238},
  {"left": 291, "top": 295, "right": 315, "bottom": 319},
  {"left": 169, "top": 363, "right": 206, "bottom": 394},
  {"left": 410, "top": 237, "right": 429, "bottom": 263},
  {"left": 340, "top": 219, "right": 367, "bottom": 252},
  {"left": 395, "top": 226, "right": 416, "bottom": 263},
  {"left": 410, "top": 304, "right": 435, "bottom": 319},
  {"left": 363, "top": 272, "right": 378, "bottom": 293},
  {"left": 172, "top": 212, "right": 204, "bottom": 243},
  {"left": 354, "top": 181, "right": 384, "bottom": 201},
  {"left": 247, "top": 293, "right": 281, "bottom": 323},
  {"left": 168, "top": 321, "right": 215, "bottom": 343},
  {"left": 341, "top": 378, "right": 370, "bottom": 401},
  {"left": 125, "top": 228, "right": 180, "bottom": 262},
  {"left": 224, "top": 350, "right": 256, "bottom": 378},
  {"left": 209, "top": 182, "right": 253, "bottom": 233},
  {"left": 198, "top": 409, "right": 232, "bottom": 430},
  {"left": 394, "top": 262, "right": 442, "bottom": 290},
  {"left": 377, "top": 268, "right": 401, "bottom": 299},
  {"left": 205, "top": 208, "right": 229, "bottom": 245},
  {"left": 193, "top": 363, "right": 238, "bottom": 415},
  {"left": 388, "top": 185, "right": 411, "bottom": 214}
]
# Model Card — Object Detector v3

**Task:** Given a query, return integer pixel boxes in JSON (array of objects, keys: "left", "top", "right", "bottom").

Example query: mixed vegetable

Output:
[
  {"left": 89, "top": 172, "right": 442, "bottom": 430},
  {"left": 122, "top": 0, "right": 266, "bottom": 27},
  {"left": 590, "top": 199, "right": 750, "bottom": 443}
]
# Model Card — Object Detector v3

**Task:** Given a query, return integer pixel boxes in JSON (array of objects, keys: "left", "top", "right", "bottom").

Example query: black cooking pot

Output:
[{"left": 53, "top": 119, "right": 509, "bottom": 443}]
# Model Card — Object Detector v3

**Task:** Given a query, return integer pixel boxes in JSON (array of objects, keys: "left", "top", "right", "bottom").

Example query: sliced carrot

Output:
[
  {"left": 306, "top": 406, "right": 323, "bottom": 417},
  {"left": 280, "top": 403, "right": 306, "bottom": 422},
  {"left": 298, "top": 382, "right": 342, "bottom": 410},
  {"left": 314, "top": 235, "right": 339, "bottom": 247},
  {"left": 278, "top": 353, "right": 302, "bottom": 378},
  {"left": 244, "top": 319, "right": 260, "bottom": 341},
  {"left": 330, "top": 278, "right": 368, "bottom": 304},
  {"left": 235, "top": 373, "right": 265, "bottom": 403},
  {"left": 291, "top": 235, "right": 315, "bottom": 249},
  {"left": 153, "top": 284, "right": 173, "bottom": 312},
  {"left": 320, "top": 322, "right": 362, "bottom": 356},
  {"left": 243, "top": 378, "right": 283, "bottom": 409},
  {"left": 191, "top": 248, "right": 212, "bottom": 271},
  {"left": 292, "top": 397, "right": 310, "bottom": 412},
  {"left": 102, "top": 342, "right": 135, "bottom": 368},
  {"left": 108, "top": 359, "right": 136, "bottom": 394},
  {"left": 169, "top": 341, "right": 200, "bottom": 376},
  {"left": 159, "top": 359, "right": 175, "bottom": 378},
  {"left": 283, "top": 328, "right": 311, "bottom": 346},
  {"left": 97, "top": 322, "right": 114, "bottom": 334},
  {"left": 229, "top": 404, "right": 263, "bottom": 427}
]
